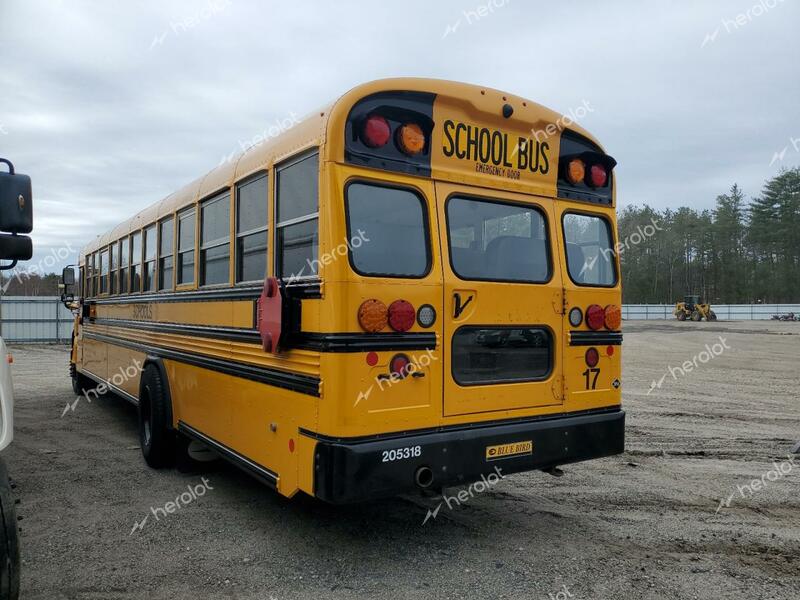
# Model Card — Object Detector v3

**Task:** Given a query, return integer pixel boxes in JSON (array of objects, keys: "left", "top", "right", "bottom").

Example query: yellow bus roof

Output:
[{"left": 81, "top": 78, "right": 602, "bottom": 259}]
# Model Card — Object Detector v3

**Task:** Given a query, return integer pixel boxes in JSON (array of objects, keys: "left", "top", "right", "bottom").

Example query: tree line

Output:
[
  {"left": 0, "top": 271, "right": 60, "bottom": 296},
  {"left": 618, "top": 168, "right": 800, "bottom": 304}
]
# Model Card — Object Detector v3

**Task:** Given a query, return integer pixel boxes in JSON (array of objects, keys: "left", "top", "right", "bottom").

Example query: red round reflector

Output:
[
  {"left": 588, "top": 164, "right": 607, "bottom": 188},
  {"left": 366, "top": 351, "right": 379, "bottom": 366},
  {"left": 586, "top": 304, "right": 605, "bottom": 330},
  {"left": 390, "top": 354, "right": 411, "bottom": 378},
  {"left": 585, "top": 347, "right": 600, "bottom": 368},
  {"left": 388, "top": 300, "right": 415, "bottom": 332},
  {"left": 288, "top": 438, "right": 295, "bottom": 453},
  {"left": 362, "top": 114, "right": 391, "bottom": 148},
  {"left": 606, "top": 345, "right": 615, "bottom": 357}
]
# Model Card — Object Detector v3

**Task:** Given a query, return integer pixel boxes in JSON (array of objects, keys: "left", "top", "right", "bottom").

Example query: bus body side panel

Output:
[
  {"left": 104, "top": 340, "right": 145, "bottom": 399},
  {"left": 166, "top": 359, "right": 317, "bottom": 498},
  {"left": 78, "top": 295, "right": 323, "bottom": 499},
  {"left": 80, "top": 332, "right": 107, "bottom": 382}
]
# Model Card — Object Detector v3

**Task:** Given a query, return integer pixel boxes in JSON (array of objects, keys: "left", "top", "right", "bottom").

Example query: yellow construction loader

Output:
[{"left": 673, "top": 295, "right": 717, "bottom": 322}]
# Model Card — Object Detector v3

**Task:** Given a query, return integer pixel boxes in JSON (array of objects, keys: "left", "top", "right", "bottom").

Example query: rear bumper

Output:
[{"left": 310, "top": 408, "right": 625, "bottom": 503}]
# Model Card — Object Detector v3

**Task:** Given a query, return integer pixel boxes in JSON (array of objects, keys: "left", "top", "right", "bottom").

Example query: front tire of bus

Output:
[
  {"left": 138, "top": 365, "right": 175, "bottom": 469},
  {"left": 70, "top": 363, "right": 94, "bottom": 397}
]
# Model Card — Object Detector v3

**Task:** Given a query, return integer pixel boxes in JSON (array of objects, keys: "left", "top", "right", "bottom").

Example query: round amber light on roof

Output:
[
  {"left": 397, "top": 123, "right": 425, "bottom": 155},
  {"left": 566, "top": 158, "right": 585, "bottom": 185},
  {"left": 358, "top": 299, "right": 388, "bottom": 333}
]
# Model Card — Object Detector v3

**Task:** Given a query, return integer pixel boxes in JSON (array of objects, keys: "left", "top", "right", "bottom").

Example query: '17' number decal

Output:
[{"left": 582, "top": 368, "right": 600, "bottom": 390}]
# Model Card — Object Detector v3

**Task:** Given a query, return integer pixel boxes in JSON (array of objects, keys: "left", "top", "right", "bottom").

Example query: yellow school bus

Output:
[{"left": 69, "top": 78, "right": 624, "bottom": 503}]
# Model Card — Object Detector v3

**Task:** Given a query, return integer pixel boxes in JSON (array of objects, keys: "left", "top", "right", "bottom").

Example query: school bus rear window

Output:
[
  {"left": 346, "top": 182, "right": 430, "bottom": 277},
  {"left": 447, "top": 196, "right": 550, "bottom": 283}
]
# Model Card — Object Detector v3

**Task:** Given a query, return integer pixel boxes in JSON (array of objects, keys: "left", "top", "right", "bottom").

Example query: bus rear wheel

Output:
[
  {"left": 138, "top": 365, "right": 175, "bottom": 469},
  {"left": 70, "top": 364, "right": 94, "bottom": 396}
]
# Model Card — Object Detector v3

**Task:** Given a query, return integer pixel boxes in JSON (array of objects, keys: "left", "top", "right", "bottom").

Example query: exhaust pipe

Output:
[{"left": 414, "top": 466, "right": 434, "bottom": 489}]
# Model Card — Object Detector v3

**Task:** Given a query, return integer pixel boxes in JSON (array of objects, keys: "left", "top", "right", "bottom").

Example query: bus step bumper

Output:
[{"left": 311, "top": 408, "right": 625, "bottom": 504}]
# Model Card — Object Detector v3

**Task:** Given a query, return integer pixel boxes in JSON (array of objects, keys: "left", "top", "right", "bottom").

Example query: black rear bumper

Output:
[{"left": 310, "top": 408, "right": 625, "bottom": 504}]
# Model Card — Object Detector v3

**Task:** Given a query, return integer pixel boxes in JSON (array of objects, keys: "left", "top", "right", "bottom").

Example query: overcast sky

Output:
[{"left": 1, "top": 0, "right": 798, "bottom": 272}]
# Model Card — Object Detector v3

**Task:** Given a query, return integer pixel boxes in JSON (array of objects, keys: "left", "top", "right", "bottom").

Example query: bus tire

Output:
[
  {"left": 709, "top": 311, "right": 717, "bottom": 321},
  {"left": 676, "top": 312, "right": 686, "bottom": 321},
  {"left": 138, "top": 364, "right": 175, "bottom": 469},
  {"left": 71, "top": 369, "right": 94, "bottom": 396}
]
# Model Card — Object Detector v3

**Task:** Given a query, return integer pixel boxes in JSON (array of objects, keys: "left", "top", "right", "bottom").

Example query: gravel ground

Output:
[{"left": 3, "top": 320, "right": 799, "bottom": 600}]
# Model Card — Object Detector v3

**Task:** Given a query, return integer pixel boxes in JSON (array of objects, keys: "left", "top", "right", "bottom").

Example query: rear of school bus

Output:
[{"left": 305, "top": 79, "right": 624, "bottom": 502}]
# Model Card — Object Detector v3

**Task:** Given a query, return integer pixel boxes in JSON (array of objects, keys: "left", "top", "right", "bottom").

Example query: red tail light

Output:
[
  {"left": 362, "top": 114, "right": 391, "bottom": 148},
  {"left": 588, "top": 164, "right": 608, "bottom": 188},
  {"left": 586, "top": 304, "right": 605, "bottom": 330},
  {"left": 390, "top": 354, "right": 411, "bottom": 378},
  {"left": 388, "top": 300, "right": 415, "bottom": 332},
  {"left": 585, "top": 347, "right": 599, "bottom": 367}
]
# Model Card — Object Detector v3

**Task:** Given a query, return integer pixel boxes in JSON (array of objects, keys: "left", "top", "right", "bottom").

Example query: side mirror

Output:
[
  {"left": 0, "top": 159, "right": 33, "bottom": 235},
  {"left": 61, "top": 266, "right": 76, "bottom": 287},
  {"left": 0, "top": 233, "right": 32, "bottom": 262}
]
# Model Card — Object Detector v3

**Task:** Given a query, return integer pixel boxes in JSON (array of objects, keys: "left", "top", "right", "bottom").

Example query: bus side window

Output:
[
  {"left": 131, "top": 231, "right": 142, "bottom": 292},
  {"left": 200, "top": 190, "right": 231, "bottom": 286},
  {"left": 235, "top": 173, "right": 268, "bottom": 283},
  {"left": 275, "top": 152, "right": 318, "bottom": 280},
  {"left": 119, "top": 237, "right": 129, "bottom": 293},
  {"left": 143, "top": 225, "right": 156, "bottom": 292},
  {"left": 177, "top": 209, "right": 195, "bottom": 285},
  {"left": 159, "top": 216, "right": 174, "bottom": 291}
]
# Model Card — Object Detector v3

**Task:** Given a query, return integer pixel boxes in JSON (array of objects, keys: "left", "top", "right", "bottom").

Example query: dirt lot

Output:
[{"left": 4, "top": 321, "right": 799, "bottom": 599}]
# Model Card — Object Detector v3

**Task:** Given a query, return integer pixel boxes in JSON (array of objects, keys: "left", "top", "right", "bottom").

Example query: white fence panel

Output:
[
  {"left": 0, "top": 296, "right": 74, "bottom": 342},
  {"left": 621, "top": 303, "right": 800, "bottom": 321}
]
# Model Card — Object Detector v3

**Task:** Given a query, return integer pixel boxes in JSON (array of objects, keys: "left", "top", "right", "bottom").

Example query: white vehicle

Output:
[
  {"left": 0, "top": 338, "right": 13, "bottom": 451},
  {"left": 0, "top": 337, "right": 20, "bottom": 599},
  {"left": 0, "top": 157, "right": 33, "bottom": 600}
]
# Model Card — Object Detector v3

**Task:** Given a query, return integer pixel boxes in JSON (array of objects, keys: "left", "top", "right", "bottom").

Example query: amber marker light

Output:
[
  {"left": 358, "top": 299, "right": 388, "bottom": 333},
  {"left": 566, "top": 158, "right": 585, "bottom": 184},
  {"left": 604, "top": 304, "right": 622, "bottom": 330},
  {"left": 397, "top": 123, "right": 425, "bottom": 155}
]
